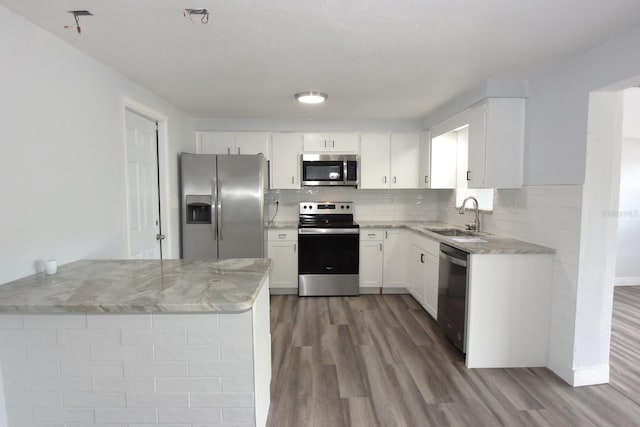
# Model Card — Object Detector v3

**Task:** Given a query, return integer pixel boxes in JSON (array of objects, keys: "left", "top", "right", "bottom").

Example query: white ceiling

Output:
[{"left": 3, "top": 0, "right": 640, "bottom": 120}]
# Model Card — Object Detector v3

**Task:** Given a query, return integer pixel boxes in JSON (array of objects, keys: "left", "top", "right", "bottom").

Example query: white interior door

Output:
[{"left": 125, "top": 109, "right": 162, "bottom": 259}]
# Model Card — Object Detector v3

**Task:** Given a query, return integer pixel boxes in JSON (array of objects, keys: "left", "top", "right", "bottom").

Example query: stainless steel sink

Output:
[{"left": 427, "top": 228, "right": 476, "bottom": 237}]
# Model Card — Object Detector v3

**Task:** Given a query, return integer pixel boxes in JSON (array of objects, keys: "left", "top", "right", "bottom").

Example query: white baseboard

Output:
[
  {"left": 614, "top": 277, "right": 640, "bottom": 286},
  {"left": 572, "top": 364, "right": 609, "bottom": 387},
  {"left": 359, "top": 287, "right": 381, "bottom": 295}
]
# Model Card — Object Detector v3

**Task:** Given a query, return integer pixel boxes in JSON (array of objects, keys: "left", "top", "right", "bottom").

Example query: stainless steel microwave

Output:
[{"left": 301, "top": 154, "right": 358, "bottom": 187}]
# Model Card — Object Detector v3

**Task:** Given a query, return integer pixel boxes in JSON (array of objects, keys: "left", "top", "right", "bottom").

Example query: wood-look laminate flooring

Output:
[{"left": 266, "top": 290, "right": 640, "bottom": 426}]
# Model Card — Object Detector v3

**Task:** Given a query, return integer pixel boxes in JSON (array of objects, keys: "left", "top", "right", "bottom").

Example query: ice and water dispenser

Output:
[{"left": 185, "top": 195, "right": 212, "bottom": 224}]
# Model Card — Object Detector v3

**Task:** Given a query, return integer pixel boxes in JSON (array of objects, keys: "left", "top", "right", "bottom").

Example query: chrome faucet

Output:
[{"left": 459, "top": 196, "right": 480, "bottom": 232}]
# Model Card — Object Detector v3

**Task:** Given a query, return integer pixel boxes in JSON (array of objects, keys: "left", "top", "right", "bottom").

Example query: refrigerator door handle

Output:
[
  {"left": 212, "top": 179, "right": 218, "bottom": 241},
  {"left": 218, "top": 179, "right": 223, "bottom": 241}
]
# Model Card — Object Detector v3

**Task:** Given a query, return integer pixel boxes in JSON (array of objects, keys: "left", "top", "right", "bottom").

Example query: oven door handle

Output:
[{"left": 298, "top": 228, "right": 360, "bottom": 235}]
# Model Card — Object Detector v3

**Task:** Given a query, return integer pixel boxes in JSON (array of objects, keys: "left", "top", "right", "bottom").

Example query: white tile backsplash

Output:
[{"left": 267, "top": 188, "right": 441, "bottom": 222}]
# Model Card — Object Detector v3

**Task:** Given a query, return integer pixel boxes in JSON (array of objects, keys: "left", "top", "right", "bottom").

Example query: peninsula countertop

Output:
[{"left": 0, "top": 258, "right": 271, "bottom": 314}]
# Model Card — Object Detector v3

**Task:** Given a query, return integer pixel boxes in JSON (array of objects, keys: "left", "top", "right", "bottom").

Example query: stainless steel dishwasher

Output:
[{"left": 437, "top": 243, "right": 469, "bottom": 353}]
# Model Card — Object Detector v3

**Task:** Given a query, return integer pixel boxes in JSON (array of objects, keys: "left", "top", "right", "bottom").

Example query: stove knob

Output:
[
  {"left": 303, "top": 205, "right": 307, "bottom": 209},
  {"left": 341, "top": 205, "right": 344, "bottom": 209},
  {"left": 346, "top": 205, "right": 350, "bottom": 209}
]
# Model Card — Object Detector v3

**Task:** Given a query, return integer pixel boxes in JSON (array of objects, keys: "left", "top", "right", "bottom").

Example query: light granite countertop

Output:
[
  {"left": 265, "top": 220, "right": 554, "bottom": 254},
  {"left": 266, "top": 220, "right": 298, "bottom": 229},
  {"left": 358, "top": 221, "right": 555, "bottom": 254},
  {"left": 0, "top": 258, "right": 271, "bottom": 314}
]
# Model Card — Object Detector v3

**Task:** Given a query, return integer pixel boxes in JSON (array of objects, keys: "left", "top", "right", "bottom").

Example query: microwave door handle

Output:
[{"left": 343, "top": 160, "right": 348, "bottom": 184}]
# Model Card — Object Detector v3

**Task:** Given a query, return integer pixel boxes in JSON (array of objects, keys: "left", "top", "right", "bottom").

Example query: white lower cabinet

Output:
[
  {"left": 382, "top": 229, "right": 408, "bottom": 293},
  {"left": 267, "top": 229, "right": 298, "bottom": 294},
  {"left": 410, "top": 234, "right": 440, "bottom": 319},
  {"left": 359, "top": 229, "right": 384, "bottom": 293}
]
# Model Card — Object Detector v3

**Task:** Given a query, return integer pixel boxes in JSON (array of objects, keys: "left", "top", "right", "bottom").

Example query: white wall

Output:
[
  {"left": 615, "top": 138, "right": 640, "bottom": 283},
  {"left": 524, "top": 27, "right": 640, "bottom": 185},
  {"left": 0, "top": 6, "right": 194, "bottom": 286},
  {"left": 195, "top": 118, "right": 422, "bottom": 133},
  {"left": 616, "top": 88, "right": 640, "bottom": 284}
]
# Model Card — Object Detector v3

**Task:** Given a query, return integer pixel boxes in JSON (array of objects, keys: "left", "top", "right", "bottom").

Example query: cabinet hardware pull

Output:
[
  {"left": 237, "top": 147, "right": 241, "bottom": 154},
  {"left": 368, "top": 233, "right": 376, "bottom": 238},
  {"left": 379, "top": 243, "right": 383, "bottom": 251},
  {"left": 385, "top": 231, "right": 388, "bottom": 239},
  {"left": 393, "top": 176, "right": 397, "bottom": 184},
  {"left": 227, "top": 147, "right": 231, "bottom": 154},
  {"left": 466, "top": 171, "right": 471, "bottom": 181},
  {"left": 294, "top": 243, "right": 297, "bottom": 252},
  {"left": 424, "top": 175, "right": 428, "bottom": 183},
  {"left": 324, "top": 140, "right": 327, "bottom": 148},
  {"left": 383, "top": 176, "right": 387, "bottom": 184},
  {"left": 332, "top": 140, "right": 335, "bottom": 148},
  {"left": 420, "top": 253, "right": 425, "bottom": 263},
  {"left": 291, "top": 176, "right": 294, "bottom": 184},
  {"left": 278, "top": 233, "right": 286, "bottom": 239}
]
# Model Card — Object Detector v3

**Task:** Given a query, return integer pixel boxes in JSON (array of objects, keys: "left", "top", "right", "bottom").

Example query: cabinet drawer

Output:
[
  {"left": 268, "top": 229, "right": 297, "bottom": 241},
  {"left": 360, "top": 230, "right": 384, "bottom": 241},
  {"left": 414, "top": 233, "right": 440, "bottom": 256}
]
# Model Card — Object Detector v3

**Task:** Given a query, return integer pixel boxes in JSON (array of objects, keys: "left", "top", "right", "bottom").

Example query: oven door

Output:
[{"left": 298, "top": 228, "right": 359, "bottom": 296}]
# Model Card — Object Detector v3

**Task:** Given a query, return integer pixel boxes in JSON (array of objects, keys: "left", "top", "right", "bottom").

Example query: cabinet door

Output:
[
  {"left": 359, "top": 239, "right": 383, "bottom": 291},
  {"left": 302, "top": 133, "right": 332, "bottom": 152},
  {"left": 418, "top": 131, "right": 431, "bottom": 188},
  {"left": 235, "top": 132, "right": 270, "bottom": 159},
  {"left": 331, "top": 133, "right": 359, "bottom": 153},
  {"left": 198, "top": 132, "right": 234, "bottom": 154},
  {"left": 390, "top": 133, "right": 419, "bottom": 189},
  {"left": 409, "top": 245, "right": 425, "bottom": 303},
  {"left": 268, "top": 240, "right": 298, "bottom": 290},
  {"left": 382, "top": 229, "right": 407, "bottom": 290},
  {"left": 359, "top": 134, "right": 391, "bottom": 189},
  {"left": 271, "top": 133, "right": 302, "bottom": 189},
  {"left": 467, "top": 103, "right": 487, "bottom": 188},
  {"left": 423, "top": 252, "right": 439, "bottom": 320}
]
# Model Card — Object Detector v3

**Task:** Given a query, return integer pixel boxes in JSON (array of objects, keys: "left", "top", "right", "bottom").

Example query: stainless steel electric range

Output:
[{"left": 298, "top": 202, "right": 360, "bottom": 296}]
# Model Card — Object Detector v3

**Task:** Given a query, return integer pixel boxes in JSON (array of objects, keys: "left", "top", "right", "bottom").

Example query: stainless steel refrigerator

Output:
[{"left": 180, "top": 153, "right": 268, "bottom": 259}]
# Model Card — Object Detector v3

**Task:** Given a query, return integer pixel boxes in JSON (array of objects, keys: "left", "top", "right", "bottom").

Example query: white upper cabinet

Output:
[
  {"left": 390, "top": 133, "right": 419, "bottom": 189},
  {"left": 198, "top": 132, "right": 235, "bottom": 155},
  {"left": 271, "top": 133, "right": 302, "bottom": 189},
  {"left": 360, "top": 134, "right": 391, "bottom": 188},
  {"left": 360, "top": 133, "right": 419, "bottom": 189},
  {"left": 418, "top": 131, "right": 431, "bottom": 188},
  {"left": 302, "top": 133, "right": 359, "bottom": 153},
  {"left": 466, "top": 98, "right": 525, "bottom": 189},
  {"left": 197, "top": 132, "right": 270, "bottom": 159}
]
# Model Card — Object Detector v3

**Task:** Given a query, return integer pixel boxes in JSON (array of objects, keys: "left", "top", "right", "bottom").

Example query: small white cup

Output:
[{"left": 45, "top": 260, "right": 58, "bottom": 275}]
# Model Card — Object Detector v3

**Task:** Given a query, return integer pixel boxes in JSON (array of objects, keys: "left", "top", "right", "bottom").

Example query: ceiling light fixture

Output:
[{"left": 295, "top": 91, "right": 328, "bottom": 104}]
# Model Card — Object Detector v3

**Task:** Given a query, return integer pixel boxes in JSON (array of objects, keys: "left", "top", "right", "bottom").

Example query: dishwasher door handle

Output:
[{"left": 440, "top": 252, "right": 467, "bottom": 267}]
